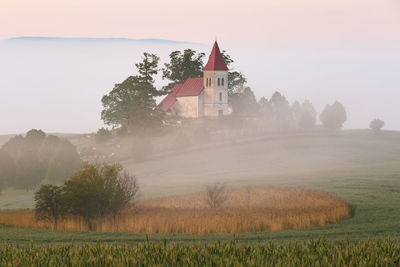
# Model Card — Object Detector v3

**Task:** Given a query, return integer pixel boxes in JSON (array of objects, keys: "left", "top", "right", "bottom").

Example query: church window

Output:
[
  {"left": 206, "top": 78, "right": 208, "bottom": 87},
  {"left": 218, "top": 78, "right": 220, "bottom": 86},
  {"left": 222, "top": 78, "right": 224, "bottom": 86},
  {"left": 219, "top": 92, "right": 222, "bottom": 102}
]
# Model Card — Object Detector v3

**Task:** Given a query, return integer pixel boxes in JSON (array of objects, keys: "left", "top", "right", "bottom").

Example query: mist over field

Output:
[{"left": 0, "top": 37, "right": 399, "bottom": 134}]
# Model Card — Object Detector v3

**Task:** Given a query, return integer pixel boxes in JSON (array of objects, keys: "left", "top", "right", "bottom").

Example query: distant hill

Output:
[{"left": 6, "top": 36, "right": 202, "bottom": 45}]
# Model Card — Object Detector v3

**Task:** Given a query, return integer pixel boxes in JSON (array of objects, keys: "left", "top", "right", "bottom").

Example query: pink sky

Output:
[{"left": 1, "top": 0, "right": 400, "bottom": 44}]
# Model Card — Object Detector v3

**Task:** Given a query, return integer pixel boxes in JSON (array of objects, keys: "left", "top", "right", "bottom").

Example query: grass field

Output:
[{"left": 1, "top": 130, "right": 400, "bottom": 244}]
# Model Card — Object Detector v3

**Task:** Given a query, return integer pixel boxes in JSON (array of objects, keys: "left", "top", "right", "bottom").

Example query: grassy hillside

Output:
[
  {"left": 1, "top": 130, "right": 400, "bottom": 243},
  {"left": 123, "top": 130, "right": 400, "bottom": 199}
]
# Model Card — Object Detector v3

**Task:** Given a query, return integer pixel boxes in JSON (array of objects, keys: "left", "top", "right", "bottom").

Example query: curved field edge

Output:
[{"left": 0, "top": 187, "right": 351, "bottom": 234}]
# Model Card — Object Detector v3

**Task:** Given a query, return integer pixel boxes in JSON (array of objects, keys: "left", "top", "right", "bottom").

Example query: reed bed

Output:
[{"left": 0, "top": 186, "right": 350, "bottom": 234}]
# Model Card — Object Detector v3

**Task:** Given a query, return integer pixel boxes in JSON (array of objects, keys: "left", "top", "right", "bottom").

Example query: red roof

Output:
[
  {"left": 203, "top": 41, "right": 229, "bottom": 71},
  {"left": 158, "top": 84, "right": 183, "bottom": 112},
  {"left": 176, "top": 77, "right": 204, "bottom": 97}
]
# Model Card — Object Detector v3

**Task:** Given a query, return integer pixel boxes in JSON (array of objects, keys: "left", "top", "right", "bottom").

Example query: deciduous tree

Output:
[
  {"left": 162, "top": 49, "right": 205, "bottom": 90},
  {"left": 101, "top": 53, "right": 165, "bottom": 133},
  {"left": 34, "top": 184, "right": 63, "bottom": 229},
  {"left": 320, "top": 101, "right": 347, "bottom": 129}
]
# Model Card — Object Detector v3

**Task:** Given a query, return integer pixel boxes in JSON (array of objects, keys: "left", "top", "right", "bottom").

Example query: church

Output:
[{"left": 159, "top": 41, "right": 230, "bottom": 118}]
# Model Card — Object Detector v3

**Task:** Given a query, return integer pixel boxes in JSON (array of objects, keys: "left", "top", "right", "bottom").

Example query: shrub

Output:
[
  {"left": 370, "top": 118, "right": 384, "bottom": 134},
  {"left": 62, "top": 163, "right": 139, "bottom": 227}
]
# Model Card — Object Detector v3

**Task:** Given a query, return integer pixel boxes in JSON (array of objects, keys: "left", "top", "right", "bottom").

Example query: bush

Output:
[
  {"left": 61, "top": 163, "right": 139, "bottom": 227},
  {"left": 370, "top": 118, "right": 384, "bottom": 134}
]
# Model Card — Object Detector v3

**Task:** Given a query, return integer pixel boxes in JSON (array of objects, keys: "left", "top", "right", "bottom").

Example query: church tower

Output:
[{"left": 202, "top": 41, "right": 229, "bottom": 117}]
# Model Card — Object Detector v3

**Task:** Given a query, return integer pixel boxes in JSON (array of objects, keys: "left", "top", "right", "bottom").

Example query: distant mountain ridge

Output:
[{"left": 6, "top": 36, "right": 202, "bottom": 45}]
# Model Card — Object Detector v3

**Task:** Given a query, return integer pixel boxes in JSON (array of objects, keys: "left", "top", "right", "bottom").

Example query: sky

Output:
[
  {"left": 1, "top": 0, "right": 400, "bottom": 44},
  {"left": 0, "top": 0, "right": 400, "bottom": 134}
]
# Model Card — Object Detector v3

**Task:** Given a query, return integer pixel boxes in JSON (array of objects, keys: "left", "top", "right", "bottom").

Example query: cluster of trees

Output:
[
  {"left": 0, "top": 130, "right": 81, "bottom": 193},
  {"left": 259, "top": 92, "right": 347, "bottom": 130},
  {"left": 100, "top": 48, "right": 351, "bottom": 134},
  {"left": 34, "top": 163, "right": 138, "bottom": 229},
  {"left": 100, "top": 48, "right": 250, "bottom": 134}
]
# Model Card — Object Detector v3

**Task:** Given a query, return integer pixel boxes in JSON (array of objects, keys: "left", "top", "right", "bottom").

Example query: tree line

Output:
[{"left": 0, "top": 129, "right": 81, "bottom": 193}]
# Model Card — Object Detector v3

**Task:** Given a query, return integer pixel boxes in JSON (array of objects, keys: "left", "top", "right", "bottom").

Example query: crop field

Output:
[{"left": 1, "top": 239, "right": 399, "bottom": 266}]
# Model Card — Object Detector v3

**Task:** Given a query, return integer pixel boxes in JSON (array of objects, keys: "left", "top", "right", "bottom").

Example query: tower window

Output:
[
  {"left": 219, "top": 92, "right": 222, "bottom": 102},
  {"left": 208, "top": 78, "right": 211, "bottom": 87},
  {"left": 218, "top": 78, "right": 220, "bottom": 86},
  {"left": 206, "top": 78, "right": 209, "bottom": 87},
  {"left": 222, "top": 78, "right": 224, "bottom": 86}
]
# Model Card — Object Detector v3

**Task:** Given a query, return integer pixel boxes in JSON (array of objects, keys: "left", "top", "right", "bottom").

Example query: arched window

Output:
[
  {"left": 222, "top": 78, "right": 224, "bottom": 86},
  {"left": 219, "top": 92, "right": 222, "bottom": 102},
  {"left": 206, "top": 78, "right": 209, "bottom": 87},
  {"left": 208, "top": 78, "right": 211, "bottom": 87},
  {"left": 218, "top": 78, "right": 220, "bottom": 86}
]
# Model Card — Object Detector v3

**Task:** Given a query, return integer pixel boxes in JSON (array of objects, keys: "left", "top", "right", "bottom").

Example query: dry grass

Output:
[{"left": 0, "top": 186, "right": 350, "bottom": 234}]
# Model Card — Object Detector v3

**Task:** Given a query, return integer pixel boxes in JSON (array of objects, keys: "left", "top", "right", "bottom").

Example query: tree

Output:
[
  {"left": 16, "top": 152, "right": 46, "bottom": 190},
  {"left": 204, "top": 184, "right": 227, "bottom": 209},
  {"left": 269, "top": 92, "right": 293, "bottom": 129},
  {"left": 320, "top": 101, "right": 347, "bottom": 129},
  {"left": 162, "top": 49, "right": 205, "bottom": 90},
  {"left": 259, "top": 97, "right": 273, "bottom": 121},
  {"left": 298, "top": 100, "right": 317, "bottom": 129},
  {"left": 34, "top": 184, "right": 63, "bottom": 229},
  {"left": 370, "top": 118, "right": 385, "bottom": 134},
  {"left": 231, "top": 86, "right": 258, "bottom": 117},
  {"left": 62, "top": 163, "right": 138, "bottom": 228},
  {"left": 0, "top": 151, "right": 16, "bottom": 194},
  {"left": 45, "top": 139, "right": 81, "bottom": 184},
  {"left": 0, "top": 130, "right": 81, "bottom": 190},
  {"left": 101, "top": 53, "right": 165, "bottom": 133},
  {"left": 135, "top": 52, "right": 160, "bottom": 84}
]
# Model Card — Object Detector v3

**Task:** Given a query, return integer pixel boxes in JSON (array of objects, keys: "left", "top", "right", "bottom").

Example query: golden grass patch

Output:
[{"left": 0, "top": 186, "right": 350, "bottom": 234}]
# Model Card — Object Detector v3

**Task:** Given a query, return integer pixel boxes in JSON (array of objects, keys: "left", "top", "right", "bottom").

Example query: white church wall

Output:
[{"left": 176, "top": 96, "right": 199, "bottom": 118}]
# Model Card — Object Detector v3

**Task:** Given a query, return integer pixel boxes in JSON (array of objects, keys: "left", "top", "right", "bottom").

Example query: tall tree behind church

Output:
[
  {"left": 101, "top": 53, "right": 166, "bottom": 134},
  {"left": 162, "top": 49, "right": 205, "bottom": 90}
]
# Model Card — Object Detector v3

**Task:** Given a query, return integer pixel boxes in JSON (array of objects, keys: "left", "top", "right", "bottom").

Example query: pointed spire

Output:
[{"left": 203, "top": 41, "right": 229, "bottom": 71}]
